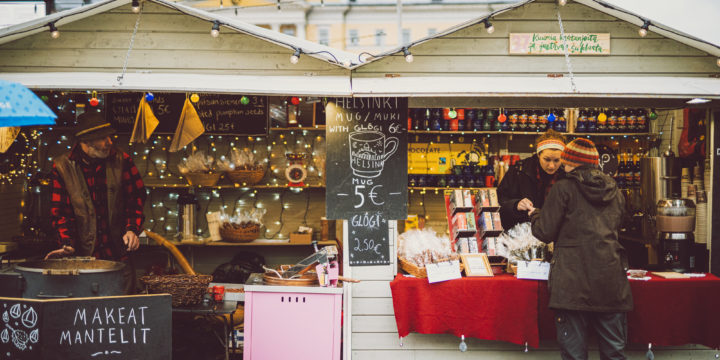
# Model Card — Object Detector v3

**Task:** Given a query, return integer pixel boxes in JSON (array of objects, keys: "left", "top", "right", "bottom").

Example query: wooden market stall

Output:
[{"left": 344, "top": 0, "right": 720, "bottom": 359}]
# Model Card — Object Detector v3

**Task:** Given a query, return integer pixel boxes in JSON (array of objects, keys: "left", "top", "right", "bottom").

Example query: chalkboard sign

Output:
[
  {"left": 106, "top": 93, "right": 268, "bottom": 135},
  {"left": 348, "top": 212, "right": 390, "bottom": 266},
  {"left": 0, "top": 294, "right": 171, "bottom": 360},
  {"left": 325, "top": 97, "right": 408, "bottom": 220}
]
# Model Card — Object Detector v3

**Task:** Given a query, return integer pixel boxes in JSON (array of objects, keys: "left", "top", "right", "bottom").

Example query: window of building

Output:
[
  {"left": 349, "top": 29, "right": 359, "bottom": 46},
  {"left": 375, "top": 29, "right": 385, "bottom": 46},
  {"left": 280, "top": 24, "right": 296, "bottom": 37},
  {"left": 427, "top": 28, "right": 437, "bottom": 37},
  {"left": 402, "top": 28, "right": 411, "bottom": 45},
  {"left": 318, "top": 27, "right": 330, "bottom": 46}
]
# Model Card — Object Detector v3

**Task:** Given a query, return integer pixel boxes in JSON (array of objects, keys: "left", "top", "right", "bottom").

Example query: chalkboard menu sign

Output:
[
  {"left": 0, "top": 294, "right": 171, "bottom": 360},
  {"left": 325, "top": 97, "right": 408, "bottom": 220},
  {"left": 106, "top": 93, "right": 268, "bottom": 135},
  {"left": 348, "top": 212, "right": 390, "bottom": 266}
]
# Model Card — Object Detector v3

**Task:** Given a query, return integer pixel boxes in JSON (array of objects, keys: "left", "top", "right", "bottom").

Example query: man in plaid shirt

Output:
[{"left": 47, "top": 111, "right": 146, "bottom": 293}]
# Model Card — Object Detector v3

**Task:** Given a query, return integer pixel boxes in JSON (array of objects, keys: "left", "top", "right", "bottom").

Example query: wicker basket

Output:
[
  {"left": 398, "top": 256, "right": 461, "bottom": 278},
  {"left": 184, "top": 172, "right": 222, "bottom": 186},
  {"left": 219, "top": 223, "right": 260, "bottom": 243},
  {"left": 140, "top": 274, "right": 213, "bottom": 307},
  {"left": 226, "top": 167, "right": 264, "bottom": 186}
]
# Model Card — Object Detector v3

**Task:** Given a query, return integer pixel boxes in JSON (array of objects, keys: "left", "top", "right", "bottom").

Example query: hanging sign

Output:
[
  {"left": 509, "top": 33, "right": 610, "bottom": 55},
  {"left": 106, "top": 92, "right": 268, "bottom": 135},
  {"left": 325, "top": 97, "right": 408, "bottom": 220},
  {"left": 348, "top": 212, "right": 390, "bottom": 266}
]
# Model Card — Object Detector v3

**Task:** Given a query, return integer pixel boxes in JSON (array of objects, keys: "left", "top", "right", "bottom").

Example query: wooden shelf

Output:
[
  {"left": 144, "top": 183, "right": 325, "bottom": 190},
  {"left": 409, "top": 187, "right": 492, "bottom": 191},
  {"left": 269, "top": 126, "right": 325, "bottom": 131},
  {"left": 569, "top": 132, "right": 657, "bottom": 137},
  {"left": 158, "top": 239, "right": 338, "bottom": 247},
  {"left": 409, "top": 130, "right": 558, "bottom": 135}
]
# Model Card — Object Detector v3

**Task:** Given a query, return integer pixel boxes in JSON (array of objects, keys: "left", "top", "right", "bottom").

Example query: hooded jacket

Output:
[
  {"left": 530, "top": 165, "right": 633, "bottom": 312},
  {"left": 497, "top": 154, "right": 564, "bottom": 230}
]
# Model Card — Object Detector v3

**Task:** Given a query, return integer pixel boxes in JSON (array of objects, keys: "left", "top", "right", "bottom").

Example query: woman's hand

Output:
[
  {"left": 44, "top": 245, "right": 75, "bottom": 260},
  {"left": 517, "top": 198, "right": 534, "bottom": 212}
]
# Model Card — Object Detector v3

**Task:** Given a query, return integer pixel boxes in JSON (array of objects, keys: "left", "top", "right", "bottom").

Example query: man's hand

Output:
[
  {"left": 123, "top": 231, "right": 140, "bottom": 252},
  {"left": 517, "top": 198, "right": 534, "bottom": 212},
  {"left": 44, "top": 245, "right": 75, "bottom": 260}
]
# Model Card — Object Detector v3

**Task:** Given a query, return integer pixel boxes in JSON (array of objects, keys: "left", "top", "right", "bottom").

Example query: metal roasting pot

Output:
[{"left": 0, "top": 257, "right": 126, "bottom": 298}]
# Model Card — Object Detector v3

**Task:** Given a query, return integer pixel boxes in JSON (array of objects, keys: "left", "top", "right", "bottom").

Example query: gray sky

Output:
[{"left": 595, "top": 0, "right": 720, "bottom": 46}]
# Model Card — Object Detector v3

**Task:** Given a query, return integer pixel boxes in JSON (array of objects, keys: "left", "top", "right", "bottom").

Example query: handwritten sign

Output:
[
  {"left": 106, "top": 93, "right": 268, "bottom": 135},
  {"left": 0, "top": 295, "right": 171, "bottom": 360},
  {"left": 509, "top": 33, "right": 610, "bottom": 55},
  {"left": 325, "top": 97, "right": 408, "bottom": 220},
  {"left": 348, "top": 212, "right": 389, "bottom": 266}
]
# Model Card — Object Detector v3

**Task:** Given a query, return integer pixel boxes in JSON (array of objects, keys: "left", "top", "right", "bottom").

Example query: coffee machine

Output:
[{"left": 641, "top": 149, "right": 695, "bottom": 272}]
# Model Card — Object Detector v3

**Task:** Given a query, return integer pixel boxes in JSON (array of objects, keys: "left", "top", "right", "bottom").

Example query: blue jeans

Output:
[{"left": 555, "top": 310, "right": 628, "bottom": 360}]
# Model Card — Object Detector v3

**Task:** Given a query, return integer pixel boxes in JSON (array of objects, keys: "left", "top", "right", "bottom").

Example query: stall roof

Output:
[
  {"left": 0, "top": 72, "right": 352, "bottom": 96},
  {"left": 359, "top": 0, "right": 720, "bottom": 65},
  {"left": 0, "top": 0, "right": 358, "bottom": 68}
]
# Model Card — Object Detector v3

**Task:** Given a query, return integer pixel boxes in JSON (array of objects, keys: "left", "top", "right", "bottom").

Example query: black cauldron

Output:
[{"left": 0, "top": 257, "right": 125, "bottom": 298}]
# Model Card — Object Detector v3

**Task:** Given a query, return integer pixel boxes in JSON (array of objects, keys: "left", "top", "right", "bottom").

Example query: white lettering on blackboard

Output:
[
  {"left": 62, "top": 306, "right": 150, "bottom": 347},
  {"left": 335, "top": 97, "right": 398, "bottom": 110}
]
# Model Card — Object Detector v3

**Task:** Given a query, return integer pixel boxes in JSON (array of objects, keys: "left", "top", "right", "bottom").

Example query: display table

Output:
[
  {"left": 173, "top": 300, "right": 239, "bottom": 360},
  {"left": 390, "top": 273, "right": 720, "bottom": 349}
]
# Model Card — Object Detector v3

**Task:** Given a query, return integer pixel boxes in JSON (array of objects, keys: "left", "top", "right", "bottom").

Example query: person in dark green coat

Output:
[{"left": 529, "top": 138, "right": 633, "bottom": 360}]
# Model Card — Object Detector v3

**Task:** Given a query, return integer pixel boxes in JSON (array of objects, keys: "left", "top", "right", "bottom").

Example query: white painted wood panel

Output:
[
  {"left": 352, "top": 297, "right": 395, "bottom": 316},
  {"left": 351, "top": 279, "right": 392, "bottom": 298},
  {"left": 351, "top": 315, "right": 398, "bottom": 333},
  {"left": 354, "top": 55, "right": 717, "bottom": 75}
]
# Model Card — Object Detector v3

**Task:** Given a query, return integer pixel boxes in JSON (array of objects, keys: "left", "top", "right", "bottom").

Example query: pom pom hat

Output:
[{"left": 561, "top": 138, "right": 599, "bottom": 168}]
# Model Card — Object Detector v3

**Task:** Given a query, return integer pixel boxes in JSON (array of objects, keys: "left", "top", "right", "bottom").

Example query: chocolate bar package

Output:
[
  {"left": 468, "top": 238, "right": 479, "bottom": 253},
  {"left": 463, "top": 190, "right": 474, "bottom": 208},
  {"left": 453, "top": 212, "right": 467, "bottom": 230},
  {"left": 465, "top": 212, "right": 476, "bottom": 231},
  {"left": 457, "top": 237, "right": 470, "bottom": 253},
  {"left": 491, "top": 212, "right": 503, "bottom": 231},
  {"left": 488, "top": 188, "right": 499, "bottom": 207},
  {"left": 476, "top": 189, "right": 490, "bottom": 208}
]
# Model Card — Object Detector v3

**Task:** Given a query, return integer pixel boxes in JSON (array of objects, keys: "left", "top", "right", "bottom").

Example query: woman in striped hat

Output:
[
  {"left": 529, "top": 138, "right": 632, "bottom": 360},
  {"left": 497, "top": 129, "right": 566, "bottom": 230}
]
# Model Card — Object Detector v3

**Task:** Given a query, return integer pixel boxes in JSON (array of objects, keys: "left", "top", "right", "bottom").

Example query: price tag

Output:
[
  {"left": 426, "top": 260, "right": 462, "bottom": 283},
  {"left": 516, "top": 260, "right": 550, "bottom": 280}
]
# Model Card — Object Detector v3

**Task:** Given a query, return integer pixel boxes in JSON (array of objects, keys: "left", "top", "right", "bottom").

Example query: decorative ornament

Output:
[
  {"left": 598, "top": 112, "right": 607, "bottom": 122},
  {"left": 290, "top": 96, "right": 300, "bottom": 105},
  {"left": 40, "top": 95, "right": 49, "bottom": 102},
  {"left": 145, "top": 92, "right": 155, "bottom": 102},
  {"left": 547, "top": 113, "right": 556, "bottom": 122},
  {"left": 89, "top": 91, "right": 99, "bottom": 107},
  {"left": 190, "top": 93, "right": 200, "bottom": 103},
  {"left": 285, "top": 153, "right": 307, "bottom": 187},
  {"left": 498, "top": 113, "right": 507, "bottom": 123},
  {"left": 649, "top": 110, "right": 658, "bottom": 120},
  {"left": 448, "top": 109, "right": 457, "bottom": 119},
  {"left": 240, "top": 96, "right": 250, "bottom": 105}
]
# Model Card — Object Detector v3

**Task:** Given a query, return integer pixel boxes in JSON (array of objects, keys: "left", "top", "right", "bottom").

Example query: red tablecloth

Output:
[
  {"left": 390, "top": 273, "right": 720, "bottom": 349},
  {"left": 390, "top": 274, "right": 543, "bottom": 347}
]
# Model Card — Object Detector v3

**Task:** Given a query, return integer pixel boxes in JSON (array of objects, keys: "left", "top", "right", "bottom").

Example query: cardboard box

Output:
[{"left": 290, "top": 232, "right": 312, "bottom": 244}]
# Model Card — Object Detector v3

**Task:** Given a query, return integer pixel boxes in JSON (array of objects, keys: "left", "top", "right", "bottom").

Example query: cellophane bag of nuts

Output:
[
  {"left": 216, "top": 148, "right": 263, "bottom": 172},
  {"left": 177, "top": 151, "right": 216, "bottom": 174},
  {"left": 220, "top": 208, "right": 266, "bottom": 230},
  {"left": 397, "top": 228, "right": 456, "bottom": 268}
]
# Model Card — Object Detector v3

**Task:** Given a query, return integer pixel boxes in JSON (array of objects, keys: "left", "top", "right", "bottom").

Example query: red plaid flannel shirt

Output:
[{"left": 50, "top": 145, "right": 146, "bottom": 260}]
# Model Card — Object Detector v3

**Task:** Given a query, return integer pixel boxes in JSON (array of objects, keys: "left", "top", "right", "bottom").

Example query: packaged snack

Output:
[
  {"left": 466, "top": 212, "right": 476, "bottom": 231},
  {"left": 488, "top": 188, "right": 499, "bottom": 207},
  {"left": 491, "top": 212, "right": 503, "bottom": 231},
  {"left": 469, "top": 238, "right": 479, "bottom": 253}
]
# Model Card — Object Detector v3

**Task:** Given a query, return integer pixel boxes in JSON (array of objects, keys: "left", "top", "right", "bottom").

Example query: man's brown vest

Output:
[{"left": 53, "top": 151, "right": 125, "bottom": 257}]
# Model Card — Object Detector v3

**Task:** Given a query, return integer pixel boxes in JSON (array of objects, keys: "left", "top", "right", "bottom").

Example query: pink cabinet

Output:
[{"left": 243, "top": 276, "right": 343, "bottom": 360}]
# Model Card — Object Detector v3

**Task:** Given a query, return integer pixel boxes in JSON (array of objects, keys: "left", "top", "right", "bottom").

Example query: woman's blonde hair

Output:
[{"left": 535, "top": 129, "right": 567, "bottom": 149}]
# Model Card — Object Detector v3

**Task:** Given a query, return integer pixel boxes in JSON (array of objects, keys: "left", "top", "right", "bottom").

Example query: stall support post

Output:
[{"left": 712, "top": 110, "right": 719, "bottom": 276}]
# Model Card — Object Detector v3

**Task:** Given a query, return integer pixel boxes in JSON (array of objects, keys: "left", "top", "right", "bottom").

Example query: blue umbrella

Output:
[{"left": 0, "top": 79, "right": 57, "bottom": 127}]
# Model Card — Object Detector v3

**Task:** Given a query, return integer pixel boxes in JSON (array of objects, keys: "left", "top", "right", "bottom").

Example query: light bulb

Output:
[
  {"left": 210, "top": 21, "right": 220, "bottom": 38},
  {"left": 290, "top": 49, "right": 301, "bottom": 64},
  {"left": 638, "top": 28, "right": 647, "bottom": 37},
  {"left": 402, "top": 47, "right": 414, "bottom": 63},
  {"left": 717, "top": 58, "right": 720, "bottom": 67},
  {"left": 49, "top": 23, "right": 59, "bottom": 39},
  {"left": 557, "top": 0, "right": 567, "bottom": 5},
  {"left": 483, "top": 19, "right": 495, "bottom": 34},
  {"left": 638, "top": 20, "right": 650, "bottom": 37},
  {"left": 131, "top": 0, "right": 140, "bottom": 13}
]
